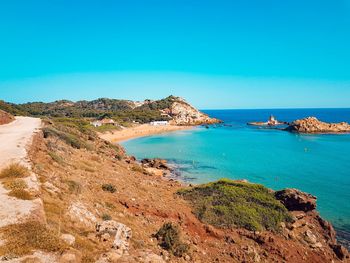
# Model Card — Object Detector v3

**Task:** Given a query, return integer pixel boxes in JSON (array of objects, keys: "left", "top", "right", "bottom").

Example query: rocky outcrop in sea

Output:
[{"left": 286, "top": 117, "right": 350, "bottom": 134}]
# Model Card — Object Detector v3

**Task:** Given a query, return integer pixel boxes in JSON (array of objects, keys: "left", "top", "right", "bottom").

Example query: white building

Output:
[
  {"left": 150, "top": 121, "right": 169, "bottom": 126},
  {"left": 90, "top": 118, "right": 116, "bottom": 127},
  {"left": 91, "top": 121, "right": 102, "bottom": 127}
]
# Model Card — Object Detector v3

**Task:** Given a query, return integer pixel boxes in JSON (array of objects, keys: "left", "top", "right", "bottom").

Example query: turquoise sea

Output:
[{"left": 122, "top": 109, "right": 350, "bottom": 243}]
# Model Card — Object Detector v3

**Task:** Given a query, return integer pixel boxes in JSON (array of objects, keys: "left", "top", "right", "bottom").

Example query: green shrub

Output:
[
  {"left": 154, "top": 223, "right": 189, "bottom": 257},
  {"left": 102, "top": 214, "right": 112, "bottom": 221},
  {"left": 178, "top": 179, "right": 292, "bottom": 232},
  {"left": 102, "top": 184, "right": 116, "bottom": 193}
]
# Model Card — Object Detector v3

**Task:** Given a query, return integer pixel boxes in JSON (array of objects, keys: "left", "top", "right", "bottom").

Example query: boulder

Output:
[
  {"left": 96, "top": 220, "right": 132, "bottom": 257},
  {"left": 275, "top": 189, "right": 316, "bottom": 212},
  {"left": 141, "top": 158, "right": 171, "bottom": 170},
  {"left": 60, "top": 234, "right": 76, "bottom": 246},
  {"left": 304, "top": 230, "right": 318, "bottom": 245},
  {"left": 125, "top": 156, "right": 136, "bottom": 164},
  {"left": 67, "top": 202, "right": 97, "bottom": 229}
]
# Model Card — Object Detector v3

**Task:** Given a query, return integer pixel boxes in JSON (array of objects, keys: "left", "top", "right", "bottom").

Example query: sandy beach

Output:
[{"left": 98, "top": 124, "right": 194, "bottom": 143}]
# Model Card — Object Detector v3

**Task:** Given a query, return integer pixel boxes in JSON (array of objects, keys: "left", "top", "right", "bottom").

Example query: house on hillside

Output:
[
  {"left": 91, "top": 121, "right": 102, "bottom": 127},
  {"left": 150, "top": 121, "right": 169, "bottom": 126},
  {"left": 90, "top": 118, "right": 116, "bottom": 127}
]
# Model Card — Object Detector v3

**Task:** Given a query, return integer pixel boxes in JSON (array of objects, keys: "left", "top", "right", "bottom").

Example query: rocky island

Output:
[
  {"left": 286, "top": 117, "right": 350, "bottom": 134},
  {"left": 248, "top": 115, "right": 287, "bottom": 127}
]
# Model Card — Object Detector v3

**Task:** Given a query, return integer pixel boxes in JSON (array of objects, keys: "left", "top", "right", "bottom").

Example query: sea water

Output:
[{"left": 122, "top": 109, "right": 350, "bottom": 240}]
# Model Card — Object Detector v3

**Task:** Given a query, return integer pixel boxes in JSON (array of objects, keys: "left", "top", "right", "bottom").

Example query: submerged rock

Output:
[{"left": 275, "top": 188, "right": 317, "bottom": 212}]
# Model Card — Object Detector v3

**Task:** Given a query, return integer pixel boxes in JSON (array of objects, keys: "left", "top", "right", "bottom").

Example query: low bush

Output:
[
  {"left": 154, "top": 223, "right": 189, "bottom": 257},
  {"left": 102, "top": 184, "right": 116, "bottom": 193},
  {"left": 102, "top": 214, "right": 112, "bottom": 221},
  {"left": 178, "top": 179, "right": 292, "bottom": 232},
  {"left": 0, "top": 164, "right": 30, "bottom": 179}
]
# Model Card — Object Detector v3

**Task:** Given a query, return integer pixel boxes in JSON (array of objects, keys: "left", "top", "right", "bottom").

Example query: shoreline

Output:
[{"left": 98, "top": 124, "right": 195, "bottom": 143}]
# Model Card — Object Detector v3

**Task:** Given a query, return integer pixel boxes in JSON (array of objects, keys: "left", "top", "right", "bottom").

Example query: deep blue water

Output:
[{"left": 122, "top": 109, "right": 350, "bottom": 237}]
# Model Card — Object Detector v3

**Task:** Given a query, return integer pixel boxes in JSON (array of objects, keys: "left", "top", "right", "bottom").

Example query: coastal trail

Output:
[
  {"left": 0, "top": 117, "right": 41, "bottom": 169},
  {"left": 0, "top": 117, "right": 42, "bottom": 228}
]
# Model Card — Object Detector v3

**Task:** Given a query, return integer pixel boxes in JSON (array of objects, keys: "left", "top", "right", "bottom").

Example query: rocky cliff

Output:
[
  {"left": 0, "top": 110, "right": 14, "bottom": 125},
  {"left": 166, "top": 97, "right": 220, "bottom": 125},
  {"left": 286, "top": 117, "right": 350, "bottom": 134}
]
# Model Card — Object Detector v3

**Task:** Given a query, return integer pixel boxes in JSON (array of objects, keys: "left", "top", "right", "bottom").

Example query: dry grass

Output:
[
  {"left": 66, "top": 180, "right": 82, "bottom": 194},
  {"left": 0, "top": 163, "right": 30, "bottom": 179},
  {"left": 8, "top": 189, "right": 33, "bottom": 200},
  {"left": 75, "top": 235, "right": 100, "bottom": 263},
  {"left": 48, "top": 151, "right": 65, "bottom": 164},
  {"left": 3, "top": 179, "right": 27, "bottom": 190},
  {"left": 131, "top": 164, "right": 145, "bottom": 173},
  {"left": 3, "top": 179, "right": 33, "bottom": 200},
  {"left": 0, "top": 221, "right": 66, "bottom": 257}
]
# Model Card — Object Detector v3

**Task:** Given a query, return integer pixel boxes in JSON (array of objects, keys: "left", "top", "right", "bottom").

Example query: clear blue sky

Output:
[{"left": 0, "top": 0, "right": 349, "bottom": 108}]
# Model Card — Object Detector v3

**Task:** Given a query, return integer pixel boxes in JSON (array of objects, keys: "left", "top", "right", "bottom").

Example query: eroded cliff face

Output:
[
  {"left": 0, "top": 110, "right": 14, "bottom": 125},
  {"left": 167, "top": 99, "right": 221, "bottom": 125},
  {"left": 287, "top": 117, "right": 350, "bottom": 134}
]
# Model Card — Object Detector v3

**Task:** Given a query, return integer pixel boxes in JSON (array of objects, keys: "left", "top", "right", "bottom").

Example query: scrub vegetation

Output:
[
  {"left": 0, "top": 221, "right": 66, "bottom": 257},
  {"left": 178, "top": 179, "right": 292, "bottom": 231},
  {"left": 0, "top": 163, "right": 30, "bottom": 179},
  {"left": 0, "top": 96, "right": 178, "bottom": 124},
  {"left": 154, "top": 223, "right": 189, "bottom": 257}
]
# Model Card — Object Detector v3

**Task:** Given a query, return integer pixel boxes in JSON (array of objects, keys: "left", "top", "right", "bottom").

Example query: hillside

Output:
[
  {"left": 0, "top": 96, "right": 220, "bottom": 125},
  {"left": 0, "top": 110, "right": 15, "bottom": 125},
  {"left": 0, "top": 118, "right": 348, "bottom": 262}
]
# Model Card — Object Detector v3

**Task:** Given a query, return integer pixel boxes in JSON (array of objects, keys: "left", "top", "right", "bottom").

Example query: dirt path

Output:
[
  {"left": 0, "top": 117, "right": 41, "bottom": 169},
  {"left": 0, "top": 117, "right": 42, "bottom": 228}
]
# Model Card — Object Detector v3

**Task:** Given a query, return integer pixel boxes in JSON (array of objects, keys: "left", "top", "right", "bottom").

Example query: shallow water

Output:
[{"left": 122, "top": 109, "right": 350, "bottom": 236}]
